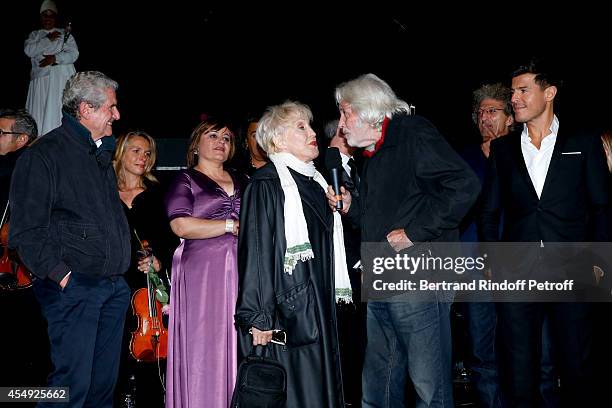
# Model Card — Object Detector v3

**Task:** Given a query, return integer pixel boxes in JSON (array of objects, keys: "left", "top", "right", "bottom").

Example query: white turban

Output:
[{"left": 40, "top": 0, "right": 58, "bottom": 14}]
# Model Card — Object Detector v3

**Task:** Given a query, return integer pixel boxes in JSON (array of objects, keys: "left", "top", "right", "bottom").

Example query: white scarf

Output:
[{"left": 269, "top": 152, "right": 352, "bottom": 303}]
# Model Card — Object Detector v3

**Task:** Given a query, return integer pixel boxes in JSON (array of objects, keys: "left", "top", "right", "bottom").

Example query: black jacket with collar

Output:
[
  {"left": 477, "top": 124, "right": 611, "bottom": 287},
  {"left": 346, "top": 114, "right": 480, "bottom": 245},
  {"left": 0, "top": 147, "right": 25, "bottom": 210},
  {"left": 8, "top": 113, "right": 130, "bottom": 284}
]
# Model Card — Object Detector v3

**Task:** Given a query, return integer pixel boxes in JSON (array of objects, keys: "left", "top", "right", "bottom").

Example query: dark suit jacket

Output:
[
  {"left": 479, "top": 126, "right": 609, "bottom": 243},
  {"left": 478, "top": 124, "right": 610, "bottom": 285},
  {"left": 321, "top": 151, "right": 361, "bottom": 272},
  {"left": 0, "top": 148, "right": 25, "bottom": 211}
]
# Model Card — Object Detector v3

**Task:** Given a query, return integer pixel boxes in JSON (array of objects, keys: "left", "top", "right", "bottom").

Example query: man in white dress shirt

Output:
[{"left": 479, "top": 58, "right": 610, "bottom": 407}]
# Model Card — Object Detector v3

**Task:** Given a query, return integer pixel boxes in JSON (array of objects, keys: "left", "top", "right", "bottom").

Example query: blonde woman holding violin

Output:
[{"left": 113, "top": 131, "right": 178, "bottom": 407}]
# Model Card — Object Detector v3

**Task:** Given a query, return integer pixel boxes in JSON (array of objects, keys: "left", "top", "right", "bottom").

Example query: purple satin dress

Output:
[{"left": 165, "top": 168, "right": 243, "bottom": 408}]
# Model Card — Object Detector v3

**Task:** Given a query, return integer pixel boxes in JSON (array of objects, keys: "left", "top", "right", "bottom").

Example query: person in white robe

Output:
[{"left": 25, "top": 0, "right": 79, "bottom": 137}]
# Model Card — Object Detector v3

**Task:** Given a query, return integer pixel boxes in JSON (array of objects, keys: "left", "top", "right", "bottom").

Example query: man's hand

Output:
[
  {"left": 479, "top": 125, "right": 497, "bottom": 142},
  {"left": 39, "top": 54, "right": 56, "bottom": 67},
  {"left": 594, "top": 265, "right": 604, "bottom": 285},
  {"left": 326, "top": 185, "right": 351, "bottom": 214},
  {"left": 46, "top": 31, "right": 61, "bottom": 41},
  {"left": 250, "top": 327, "right": 273, "bottom": 346},
  {"left": 386, "top": 228, "right": 413, "bottom": 252}
]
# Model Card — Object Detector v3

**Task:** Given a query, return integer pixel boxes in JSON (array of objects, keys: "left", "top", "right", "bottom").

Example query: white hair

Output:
[
  {"left": 335, "top": 73, "right": 412, "bottom": 129},
  {"left": 256, "top": 101, "right": 313, "bottom": 154},
  {"left": 62, "top": 71, "right": 118, "bottom": 119}
]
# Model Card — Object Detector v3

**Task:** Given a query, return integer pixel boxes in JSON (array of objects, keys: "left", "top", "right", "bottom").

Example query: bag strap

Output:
[{"left": 248, "top": 344, "right": 270, "bottom": 358}]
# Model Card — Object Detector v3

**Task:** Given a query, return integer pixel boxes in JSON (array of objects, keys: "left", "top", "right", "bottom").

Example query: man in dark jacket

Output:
[
  {"left": 328, "top": 73, "right": 480, "bottom": 407},
  {"left": 0, "top": 108, "right": 37, "bottom": 210},
  {"left": 0, "top": 108, "right": 49, "bottom": 388},
  {"left": 322, "top": 119, "right": 364, "bottom": 406},
  {"left": 479, "top": 59, "right": 610, "bottom": 407},
  {"left": 9, "top": 71, "right": 131, "bottom": 408}
]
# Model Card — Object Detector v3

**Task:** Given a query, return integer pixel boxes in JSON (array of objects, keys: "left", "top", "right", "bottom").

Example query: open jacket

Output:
[{"left": 234, "top": 163, "right": 344, "bottom": 408}]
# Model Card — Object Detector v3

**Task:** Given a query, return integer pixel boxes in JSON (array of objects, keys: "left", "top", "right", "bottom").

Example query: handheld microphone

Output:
[
  {"left": 325, "top": 147, "right": 343, "bottom": 210},
  {"left": 63, "top": 22, "right": 72, "bottom": 43}
]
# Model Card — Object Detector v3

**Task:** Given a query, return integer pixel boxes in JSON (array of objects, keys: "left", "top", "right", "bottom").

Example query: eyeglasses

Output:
[
  {"left": 475, "top": 107, "right": 505, "bottom": 117},
  {"left": 0, "top": 129, "right": 21, "bottom": 136}
]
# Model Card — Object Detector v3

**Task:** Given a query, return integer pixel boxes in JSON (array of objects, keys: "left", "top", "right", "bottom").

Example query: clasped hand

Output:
[
  {"left": 46, "top": 31, "right": 61, "bottom": 41},
  {"left": 39, "top": 54, "right": 56, "bottom": 67}
]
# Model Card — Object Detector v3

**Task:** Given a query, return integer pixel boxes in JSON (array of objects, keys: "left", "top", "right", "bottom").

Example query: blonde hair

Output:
[
  {"left": 256, "top": 101, "right": 313, "bottom": 154},
  {"left": 186, "top": 119, "right": 236, "bottom": 168},
  {"left": 113, "top": 131, "right": 159, "bottom": 189}
]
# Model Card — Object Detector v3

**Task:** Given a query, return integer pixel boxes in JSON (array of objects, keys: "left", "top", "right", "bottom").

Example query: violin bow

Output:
[
  {"left": 1, "top": 201, "right": 9, "bottom": 227},
  {"left": 133, "top": 228, "right": 155, "bottom": 315}
]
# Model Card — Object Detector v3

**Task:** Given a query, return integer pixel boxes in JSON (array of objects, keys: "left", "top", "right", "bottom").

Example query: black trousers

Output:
[
  {"left": 496, "top": 302, "right": 593, "bottom": 408},
  {"left": 0, "top": 286, "right": 51, "bottom": 387},
  {"left": 33, "top": 273, "right": 130, "bottom": 408}
]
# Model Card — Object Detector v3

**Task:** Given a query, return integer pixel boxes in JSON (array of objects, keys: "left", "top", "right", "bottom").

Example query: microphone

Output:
[
  {"left": 63, "top": 22, "right": 72, "bottom": 44},
  {"left": 325, "top": 147, "right": 343, "bottom": 210}
]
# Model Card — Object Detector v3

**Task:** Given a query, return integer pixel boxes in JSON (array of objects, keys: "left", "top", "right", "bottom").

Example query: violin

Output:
[
  {"left": 129, "top": 239, "right": 168, "bottom": 362},
  {"left": 0, "top": 201, "right": 34, "bottom": 291}
]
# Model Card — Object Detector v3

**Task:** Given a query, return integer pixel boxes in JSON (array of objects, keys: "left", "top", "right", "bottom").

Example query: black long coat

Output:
[{"left": 235, "top": 164, "right": 345, "bottom": 408}]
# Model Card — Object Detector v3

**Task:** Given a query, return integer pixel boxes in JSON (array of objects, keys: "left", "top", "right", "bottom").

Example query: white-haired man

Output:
[
  {"left": 10, "top": 71, "right": 130, "bottom": 408},
  {"left": 328, "top": 73, "right": 480, "bottom": 407}
]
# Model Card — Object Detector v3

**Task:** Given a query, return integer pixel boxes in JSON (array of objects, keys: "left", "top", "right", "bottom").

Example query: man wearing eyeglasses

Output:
[
  {"left": 0, "top": 109, "right": 37, "bottom": 209},
  {"left": 457, "top": 83, "right": 514, "bottom": 408},
  {"left": 473, "top": 85, "right": 515, "bottom": 158},
  {"left": 0, "top": 108, "right": 50, "bottom": 396}
]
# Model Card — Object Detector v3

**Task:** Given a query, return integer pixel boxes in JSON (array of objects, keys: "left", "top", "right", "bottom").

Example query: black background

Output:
[
  {"left": 2, "top": 2, "right": 612, "bottom": 402},
  {"left": 2, "top": 1, "right": 611, "bottom": 145}
]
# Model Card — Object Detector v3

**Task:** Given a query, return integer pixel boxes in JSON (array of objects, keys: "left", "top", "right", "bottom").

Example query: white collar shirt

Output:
[
  {"left": 339, "top": 151, "right": 352, "bottom": 176},
  {"left": 521, "top": 115, "right": 560, "bottom": 199}
]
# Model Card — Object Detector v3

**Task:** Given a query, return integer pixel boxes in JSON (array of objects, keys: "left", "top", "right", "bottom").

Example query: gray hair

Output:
[
  {"left": 471, "top": 83, "right": 513, "bottom": 124},
  {"left": 62, "top": 71, "right": 118, "bottom": 119},
  {"left": 0, "top": 108, "right": 38, "bottom": 142},
  {"left": 256, "top": 101, "right": 313, "bottom": 154},
  {"left": 335, "top": 73, "right": 412, "bottom": 129},
  {"left": 324, "top": 119, "right": 339, "bottom": 140}
]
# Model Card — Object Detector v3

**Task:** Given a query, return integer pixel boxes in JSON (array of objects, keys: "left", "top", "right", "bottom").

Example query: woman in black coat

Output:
[{"left": 235, "top": 101, "right": 350, "bottom": 407}]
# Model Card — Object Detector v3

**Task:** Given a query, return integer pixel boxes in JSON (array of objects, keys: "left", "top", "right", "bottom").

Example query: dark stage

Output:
[{"left": 2, "top": 2, "right": 612, "bottom": 407}]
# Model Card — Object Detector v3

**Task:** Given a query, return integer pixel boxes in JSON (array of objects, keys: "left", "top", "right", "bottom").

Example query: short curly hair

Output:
[
  {"left": 0, "top": 108, "right": 38, "bottom": 142},
  {"left": 471, "top": 83, "right": 513, "bottom": 124},
  {"left": 256, "top": 101, "right": 313, "bottom": 154},
  {"left": 62, "top": 71, "right": 118, "bottom": 119}
]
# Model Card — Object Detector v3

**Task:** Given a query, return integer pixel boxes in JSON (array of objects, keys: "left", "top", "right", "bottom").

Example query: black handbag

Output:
[{"left": 231, "top": 346, "right": 287, "bottom": 408}]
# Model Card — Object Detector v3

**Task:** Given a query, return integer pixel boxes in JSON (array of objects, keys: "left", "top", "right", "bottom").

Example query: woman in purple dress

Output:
[{"left": 165, "top": 118, "right": 247, "bottom": 408}]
